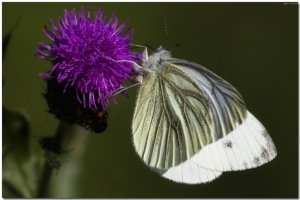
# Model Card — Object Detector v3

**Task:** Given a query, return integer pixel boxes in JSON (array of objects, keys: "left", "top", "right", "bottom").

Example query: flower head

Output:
[{"left": 36, "top": 7, "right": 141, "bottom": 109}]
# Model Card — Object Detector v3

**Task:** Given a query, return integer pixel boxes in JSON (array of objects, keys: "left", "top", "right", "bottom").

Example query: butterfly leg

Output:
[
  {"left": 112, "top": 82, "right": 141, "bottom": 97},
  {"left": 142, "top": 48, "right": 148, "bottom": 62},
  {"left": 109, "top": 58, "right": 142, "bottom": 72},
  {"left": 129, "top": 43, "right": 148, "bottom": 62}
]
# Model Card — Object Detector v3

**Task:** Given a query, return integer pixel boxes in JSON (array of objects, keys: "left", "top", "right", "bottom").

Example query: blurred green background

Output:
[{"left": 2, "top": 2, "right": 298, "bottom": 198}]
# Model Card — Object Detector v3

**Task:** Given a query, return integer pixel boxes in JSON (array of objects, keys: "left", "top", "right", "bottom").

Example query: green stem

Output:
[
  {"left": 36, "top": 121, "right": 88, "bottom": 197},
  {"left": 36, "top": 162, "right": 53, "bottom": 197}
]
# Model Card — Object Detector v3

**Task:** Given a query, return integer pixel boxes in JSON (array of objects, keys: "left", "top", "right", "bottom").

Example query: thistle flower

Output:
[{"left": 36, "top": 7, "right": 141, "bottom": 109}]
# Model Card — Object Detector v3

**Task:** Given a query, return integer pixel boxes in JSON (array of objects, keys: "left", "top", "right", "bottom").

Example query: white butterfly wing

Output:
[
  {"left": 190, "top": 111, "right": 277, "bottom": 171},
  {"left": 160, "top": 158, "right": 222, "bottom": 184},
  {"left": 132, "top": 58, "right": 277, "bottom": 184}
]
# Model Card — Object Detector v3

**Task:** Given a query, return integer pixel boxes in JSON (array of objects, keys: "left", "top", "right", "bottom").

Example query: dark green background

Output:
[{"left": 3, "top": 2, "right": 298, "bottom": 198}]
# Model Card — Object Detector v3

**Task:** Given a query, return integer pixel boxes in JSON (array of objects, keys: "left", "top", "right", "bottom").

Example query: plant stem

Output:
[
  {"left": 36, "top": 121, "right": 88, "bottom": 197},
  {"left": 36, "top": 162, "right": 53, "bottom": 197}
]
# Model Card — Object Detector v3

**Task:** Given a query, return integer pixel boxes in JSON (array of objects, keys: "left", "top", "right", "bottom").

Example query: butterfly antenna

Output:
[
  {"left": 143, "top": 44, "right": 156, "bottom": 51},
  {"left": 164, "top": 16, "right": 169, "bottom": 50}
]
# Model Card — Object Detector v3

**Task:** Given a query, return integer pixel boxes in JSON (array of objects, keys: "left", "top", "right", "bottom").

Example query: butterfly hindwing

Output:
[
  {"left": 168, "top": 58, "right": 248, "bottom": 138},
  {"left": 166, "top": 59, "right": 277, "bottom": 171}
]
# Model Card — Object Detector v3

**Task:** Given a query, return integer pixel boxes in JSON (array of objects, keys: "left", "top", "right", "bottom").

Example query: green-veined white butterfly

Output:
[{"left": 117, "top": 45, "right": 277, "bottom": 184}]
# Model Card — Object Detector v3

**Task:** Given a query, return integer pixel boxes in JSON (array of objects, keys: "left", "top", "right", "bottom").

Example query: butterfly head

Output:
[{"left": 143, "top": 46, "right": 171, "bottom": 70}]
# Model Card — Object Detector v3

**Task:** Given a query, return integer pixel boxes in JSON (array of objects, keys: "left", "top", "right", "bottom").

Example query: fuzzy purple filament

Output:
[{"left": 36, "top": 7, "right": 141, "bottom": 109}]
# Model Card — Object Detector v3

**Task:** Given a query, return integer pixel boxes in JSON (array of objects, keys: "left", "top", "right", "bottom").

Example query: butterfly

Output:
[{"left": 130, "top": 46, "right": 277, "bottom": 184}]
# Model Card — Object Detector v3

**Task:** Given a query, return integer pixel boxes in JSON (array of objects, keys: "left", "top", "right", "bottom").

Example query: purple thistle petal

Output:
[
  {"left": 36, "top": 6, "right": 141, "bottom": 109},
  {"left": 38, "top": 42, "right": 51, "bottom": 51}
]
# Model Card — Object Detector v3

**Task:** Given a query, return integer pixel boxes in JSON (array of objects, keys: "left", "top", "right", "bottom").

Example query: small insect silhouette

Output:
[{"left": 39, "top": 137, "right": 72, "bottom": 173}]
